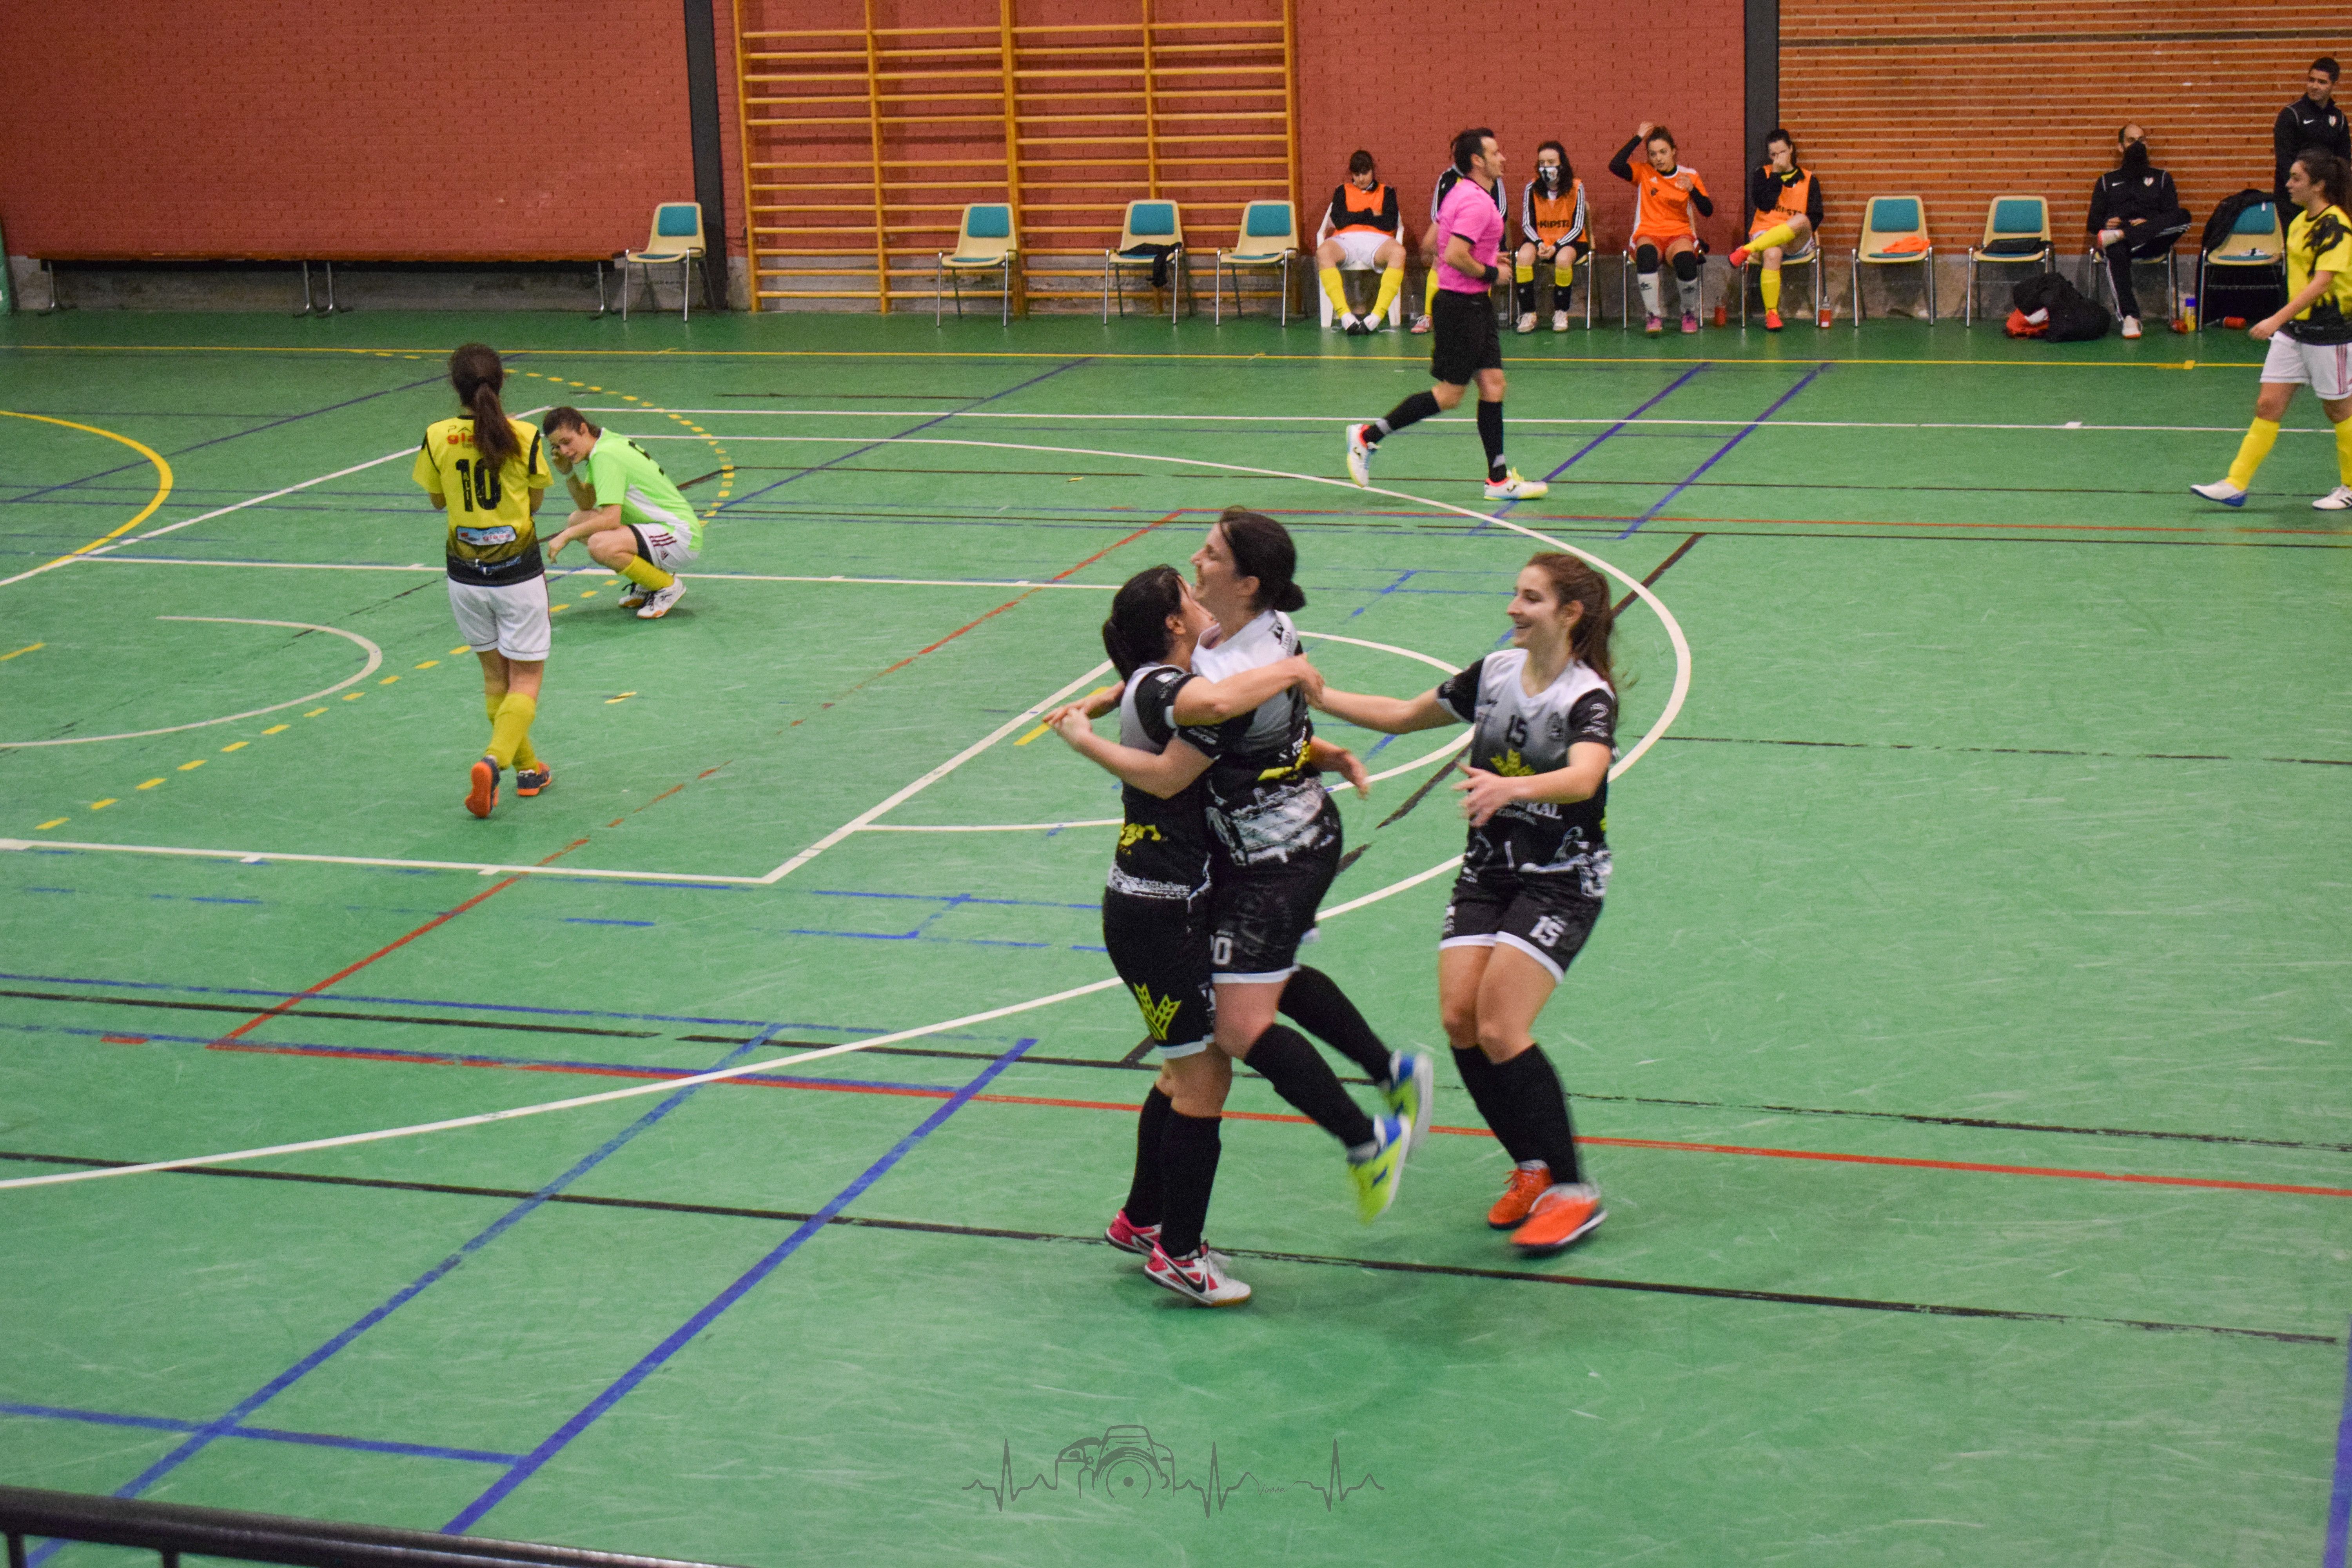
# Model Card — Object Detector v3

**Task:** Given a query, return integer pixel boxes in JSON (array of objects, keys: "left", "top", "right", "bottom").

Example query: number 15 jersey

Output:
[
  {"left": 1435, "top": 649, "right": 1616, "bottom": 892},
  {"left": 413, "top": 416, "right": 552, "bottom": 587}
]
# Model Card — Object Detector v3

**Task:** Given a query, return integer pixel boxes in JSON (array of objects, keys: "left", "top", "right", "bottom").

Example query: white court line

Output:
[
  {"left": 861, "top": 820, "right": 1122, "bottom": 833},
  {"left": 0, "top": 619, "right": 382, "bottom": 748},
  {"left": 592, "top": 408, "right": 2333, "bottom": 437},
  {"left": 0, "top": 436, "right": 1688, "bottom": 1191},
  {"left": 82, "top": 558, "right": 1120, "bottom": 592}
]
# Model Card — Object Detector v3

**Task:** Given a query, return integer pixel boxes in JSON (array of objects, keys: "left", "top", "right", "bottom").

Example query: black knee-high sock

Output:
[
  {"left": 1477, "top": 399, "right": 1507, "bottom": 479},
  {"left": 1244, "top": 1023, "right": 1376, "bottom": 1149},
  {"left": 1491, "top": 1045, "right": 1582, "bottom": 1182},
  {"left": 1515, "top": 276, "right": 1536, "bottom": 315},
  {"left": 1453, "top": 1046, "right": 1535, "bottom": 1162},
  {"left": 1373, "top": 390, "right": 1442, "bottom": 441},
  {"left": 1122, "top": 1085, "right": 1173, "bottom": 1226},
  {"left": 1280, "top": 966, "right": 1392, "bottom": 1083},
  {"left": 1159, "top": 1110, "right": 1222, "bottom": 1256}
]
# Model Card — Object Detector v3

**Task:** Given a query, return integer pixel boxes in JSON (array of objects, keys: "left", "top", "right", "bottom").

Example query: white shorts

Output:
[
  {"left": 448, "top": 575, "right": 552, "bottom": 662},
  {"left": 2261, "top": 332, "right": 2352, "bottom": 400},
  {"left": 1329, "top": 230, "right": 1393, "bottom": 269},
  {"left": 627, "top": 522, "right": 699, "bottom": 573}
]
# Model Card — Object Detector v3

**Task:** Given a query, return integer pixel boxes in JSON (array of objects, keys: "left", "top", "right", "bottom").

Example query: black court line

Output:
[
  {"left": 0, "top": 1149, "right": 2324, "bottom": 1346},
  {"left": 0, "top": 988, "right": 660, "bottom": 1040},
  {"left": 1662, "top": 735, "right": 2352, "bottom": 768}
]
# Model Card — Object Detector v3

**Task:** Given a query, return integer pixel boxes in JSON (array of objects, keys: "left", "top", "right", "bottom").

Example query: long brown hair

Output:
[
  {"left": 448, "top": 343, "right": 520, "bottom": 469},
  {"left": 2294, "top": 150, "right": 2352, "bottom": 215},
  {"left": 1524, "top": 552, "right": 1617, "bottom": 688}
]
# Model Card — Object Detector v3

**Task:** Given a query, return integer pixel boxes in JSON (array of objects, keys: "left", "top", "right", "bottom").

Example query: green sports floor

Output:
[{"left": 1, "top": 304, "right": 2347, "bottom": 1566}]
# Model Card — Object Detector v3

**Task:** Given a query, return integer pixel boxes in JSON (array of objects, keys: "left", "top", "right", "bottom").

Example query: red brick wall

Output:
[
  {"left": 1782, "top": 2, "right": 2347, "bottom": 254},
  {"left": 0, "top": 0, "right": 696, "bottom": 258},
  {"left": 1295, "top": 0, "right": 1748, "bottom": 256}
]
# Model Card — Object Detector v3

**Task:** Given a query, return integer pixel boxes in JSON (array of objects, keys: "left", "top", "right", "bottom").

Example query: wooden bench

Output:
[{"left": 29, "top": 253, "right": 622, "bottom": 315}]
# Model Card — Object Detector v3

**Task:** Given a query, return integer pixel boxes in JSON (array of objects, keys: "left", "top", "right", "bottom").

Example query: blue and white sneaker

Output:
[
  {"left": 1382, "top": 1050, "right": 1436, "bottom": 1152},
  {"left": 1346, "top": 1113, "right": 1411, "bottom": 1223},
  {"left": 2190, "top": 479, "right": 2247, "bottom": 507}
]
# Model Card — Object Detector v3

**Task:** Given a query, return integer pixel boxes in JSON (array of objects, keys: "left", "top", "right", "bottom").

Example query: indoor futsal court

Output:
[{"left": 1, "top": 311, "right": 2345, "bottom": 1563}]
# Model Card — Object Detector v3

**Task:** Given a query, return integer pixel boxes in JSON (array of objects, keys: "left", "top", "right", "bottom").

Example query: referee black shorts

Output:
[{"left": 1430, "top": 287, "right": 1504, "bottom": 387}]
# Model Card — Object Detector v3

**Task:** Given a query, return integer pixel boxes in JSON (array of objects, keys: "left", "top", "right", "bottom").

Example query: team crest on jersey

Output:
[
  {"left": 1130, "top": 982, "right": 1181, "bottom": 1042},
  {"left": 1118, "top": 822, "right": 1164, "bottom": 853},
  {"left": 1490, "top": 749, "right": 1535, "bottom": 777}
]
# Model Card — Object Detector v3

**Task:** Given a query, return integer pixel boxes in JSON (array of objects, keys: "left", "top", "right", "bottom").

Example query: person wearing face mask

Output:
[
  {"left": 2087, "top": 124, "right": 2192, "bottom": 339},
  {"left": 2275, "top": 59, "right": 2349, "bottom": 217},
  {"left": 1727, "top": 128, "right": 1822, "bottom": 332},
  {"left": 1514, "top": 141, "right": 1588, "bottom": 332}
]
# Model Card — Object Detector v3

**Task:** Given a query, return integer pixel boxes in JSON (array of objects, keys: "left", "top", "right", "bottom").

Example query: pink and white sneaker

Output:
[
  {"left": 1145, "top": 1241, "right": 1252, "bottom": 1306},
  {"left": 1104, "top": 1208, "right": 1160, "bottom": 1257}
]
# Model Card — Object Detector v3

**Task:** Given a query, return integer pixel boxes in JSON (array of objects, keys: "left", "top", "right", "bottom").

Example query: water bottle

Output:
[{"left": 2180, "top": 292, "right": 2197, "bottom": 332}]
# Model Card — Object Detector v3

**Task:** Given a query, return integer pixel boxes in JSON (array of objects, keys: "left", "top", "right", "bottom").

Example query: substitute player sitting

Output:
[
  {"left": 1727, "top": 127, "right": 1822, "bottom": 332},
  {"left": 1610, "top": 122, "right": 1713, "bottom": 335},
  {"left": 1315, "top": 149, "right": 1407, "bottom": 334},
  {"left": 1515, "top": 140, "right": 1588, "bottom": 332},
  {"left": 412, "top": 342, "right": 554, "bottom": 817},
  {"left": 539, "top": 407, "right": 700, "bottom": 620}
]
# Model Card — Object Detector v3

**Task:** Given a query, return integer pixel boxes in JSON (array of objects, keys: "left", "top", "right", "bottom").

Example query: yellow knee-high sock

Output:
[
  {"left": 1424, "top": 268, "right": 1440, "bottom": 314},
  {"left": 487, "top": 694, "right": 536, "bottom": 769},
  {"left": 487, "top": 693, "right": 537, "bottom": 771},
  {"left": 2337, "top": 417, "right": 2352, "bottom": 485},
  {"left": 1750, "top": 222, "right": 1798, "bottom": 254},
  {"left": 2227, "top": 418, "right": 2281, "bottom": 489},
  {"left": 618, "top": 555, "right": 675, "bottom": 592},
  {"left": 1318, "top": 265, "right": 1350, "bottom": 316},
  {"left": 1371, "top": 264, "right": 1403, "bottom": 320},
  {"left": 1556, "top": 255, "right": 1574, "bottom": 290},
  {"left": 1514, "top": 257, "right": 1534, "bottom": 283},
  {"left": 1760, "top": 267, "right": 1782, "bottom": 310}
]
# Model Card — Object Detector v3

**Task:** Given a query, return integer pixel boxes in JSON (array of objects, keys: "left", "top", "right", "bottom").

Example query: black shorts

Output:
[
  {"left": 1102, "top": 889, "right": 1215, "bottom": 1059},
  {"left": 1439, "top": 868, "right": 1600, "bottom": 982},
  {"left": 1206, "top": 835, "right": 1341, "bottom": 984},
  {"left": 1430, "top": 286, "right": 1504, "bottom": 386}
]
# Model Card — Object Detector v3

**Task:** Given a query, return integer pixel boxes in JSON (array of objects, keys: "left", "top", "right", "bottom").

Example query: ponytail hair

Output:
[
  {"left": 1215, "top": 506, "right": 1305, "bottom": 613},
  {"left": 448, "top": 342, "right": 520, "bottom": 470},
  {"left": 2294, "top": 149, "right": 2352, "bottom": 215},
  {"left": 1102, "top": 564, "right": 1189, "bottom": 679},
  {"left": 1524, "top": 552, "right": 1618, "bottom": 689}
]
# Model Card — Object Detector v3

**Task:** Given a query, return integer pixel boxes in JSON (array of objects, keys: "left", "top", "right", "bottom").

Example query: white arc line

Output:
[
  {"left": 0, "top": 618, "right": 383, "bottom": 746},
  {"left": 0, "top": 434, "right": 1689, "bottom": 1192}
]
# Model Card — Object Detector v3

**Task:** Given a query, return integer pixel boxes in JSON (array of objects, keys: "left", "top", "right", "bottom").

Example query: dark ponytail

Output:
[
  {"left": 1524, "top": 552, "right": 1619, "bottom": 689},
  {"left": 448, "top": 342, "right": 521, "bottom": 470},
  {"left": 1102, "top": 564, "right": 1189, "bottom": 679},
  {"left": 1216, "top": 506, "right": 1305, "bottom": 613},
  {"left": 2294, "top": 150, "right": 2352, "bottom": 216}
]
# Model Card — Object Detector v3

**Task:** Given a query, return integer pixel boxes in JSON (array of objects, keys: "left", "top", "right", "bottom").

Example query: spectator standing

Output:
[
  {"left": 2088, "top": 124, "right": 2192, "bottom": 339},
  {"left": 2276, "top": 59, "right": 2350, "bottom": 214}
]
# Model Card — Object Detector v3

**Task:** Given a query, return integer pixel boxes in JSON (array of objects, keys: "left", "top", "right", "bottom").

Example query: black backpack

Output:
[
  {"left": 2201, "top": 189, "right": 2274, "bottom": 254},
  {"left": 2012, "top": 273, "right": 2111, "bottom": 341}
]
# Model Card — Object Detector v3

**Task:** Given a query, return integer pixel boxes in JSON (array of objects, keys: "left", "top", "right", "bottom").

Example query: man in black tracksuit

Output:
[
  {"left": 2275, "top": 59, "right": 2350, "bottom": 214},
  {"left": 2088, "top": 123, "right": 2192, "bottom": 334}
]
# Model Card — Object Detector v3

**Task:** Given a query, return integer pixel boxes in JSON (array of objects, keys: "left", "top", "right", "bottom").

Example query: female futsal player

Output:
[
  {"left": 1052, "top": 565, "right": 1324, "bottom": 1305},
  {"left": 410, "top": 343, "right": 554, "bottom": 817},
  {"left": 1610, "top": 123, "right": 1713, "bottom": 335},
  {"left": 1310, "top": 553, "right": 1617, "bottom": 1255}
]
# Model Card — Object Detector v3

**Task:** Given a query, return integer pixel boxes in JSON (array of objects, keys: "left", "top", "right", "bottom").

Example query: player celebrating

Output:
[
  {"left": 412, "top": 343, "right": 554, "bottom": 818},
  {"left": 1515, "top": 140, "right": 1588, "bottom": 332},
  {"left": 1348, "top": 129, "right": 1551, "bottom": 501},
  {"left": 2193, "top": 150, "right": 2352, "bottom": 511},
  {"left": 1310, "top": 553, "right": 1619, "bottom": 1256},
  {"left": 538, "top": 407, "right": 702, "bottom": 619},
  {"left": 1315, "top": 150, "right": 1407, "bottom": 334},
  {"left": 1611, "top": 123, "right": 1713, "bottom": 335},
  {"left": 1727, "top": 128, "right": 1822, "bottom": 332}
]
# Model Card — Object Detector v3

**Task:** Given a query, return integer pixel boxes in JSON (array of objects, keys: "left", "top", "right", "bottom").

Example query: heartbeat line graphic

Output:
[{"left": 965, "top": 1428, "right": 1380, "bottom": 1514}]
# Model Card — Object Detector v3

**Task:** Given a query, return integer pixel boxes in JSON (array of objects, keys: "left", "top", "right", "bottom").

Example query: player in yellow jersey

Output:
[{"left": 411, "top": 343, "right": 555, "bottom": 817}]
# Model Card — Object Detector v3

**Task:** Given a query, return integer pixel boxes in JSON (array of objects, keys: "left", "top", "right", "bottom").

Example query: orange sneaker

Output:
[
  {"left": 1728, "top": 244, "right": 1752, "bottom": 270},
  {"left": 514, "top": 762, "right": 552, "bottom": 797},
  {"left": 1510, "top": 1182, "right": 1605, "bottom": 1255},
  {"left": 465, "top": 757, "right": 499, "bottom": 819},
  {"left": 1487, "top": 1163, "right": 1552, "bottom": 1229},
  {"left": 1764, "top": 309, "right": 1784, "bottom": 332}
]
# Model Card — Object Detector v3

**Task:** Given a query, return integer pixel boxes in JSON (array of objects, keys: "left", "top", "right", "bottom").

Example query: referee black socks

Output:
[
  {"left": 1123, "top": 1084, "right": 1174, "bottom": 1228},
  {"left": 1477, "top": 399, "right": 1507, "bottom": 479},
  {"left": 1159, "top": 1110, "right": 1222, "bottom": 1256},
  {"left": 1280, "top": 966, "right": 1394, "bottom": 1083},
  {"left": 1243, "top": 1023, "right": 1376, "bottom": 1149}
]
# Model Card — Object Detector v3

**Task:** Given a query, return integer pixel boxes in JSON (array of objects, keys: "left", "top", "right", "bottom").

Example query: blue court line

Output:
[
  {"left": 805, "top": 887, "right": 1101, "bottom": 912},
  {"left": 1617, "top": 363, "right": 1828, "bottom": 539},
  {"left": 2325, "top": 1316, "right": 2352, "bottom": 1568},
  {"left": 29, "top": 1028, "right": 785, "bottom": 1557},
  {"left": 1346, "top": 568, "right": 1423, "bottom": 620},
  {"left": 1471, "top": 362, "right": 1713, "bottom": 535},
  {"left": 440, "top": 1038, "right": 1036, "bottom": 1535},
  {"left": 718, "top": 359, "right": 1093, "bottom": 513},
  {"left": 0, "top": 1401, "right": 518, "bottom": 1466}
]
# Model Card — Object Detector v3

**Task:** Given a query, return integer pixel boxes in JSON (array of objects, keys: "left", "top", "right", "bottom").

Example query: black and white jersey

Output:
[
  {"left": 1436, "top": 650, "right": 1615, "bottom": 890},
  {"left": 1110, "top": 662, "right": 1213, "bottom": 900},
  {"left": 1181, "top": 610, "right": 1338, "bottom": 867}
]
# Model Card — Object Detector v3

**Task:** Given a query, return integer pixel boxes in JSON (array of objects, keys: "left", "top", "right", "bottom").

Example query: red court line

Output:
[{"left": 208, "top": 838, "right": 590, "bottom": 1046}]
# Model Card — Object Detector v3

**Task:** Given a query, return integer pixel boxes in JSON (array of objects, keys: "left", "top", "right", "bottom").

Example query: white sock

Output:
[{"left": 1638, "top": 274, "right": 1662, "bottom": 316}]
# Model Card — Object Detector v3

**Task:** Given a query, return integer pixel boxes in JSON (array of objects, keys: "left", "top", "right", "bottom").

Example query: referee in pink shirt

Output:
[{"left": 1348, "top": 127, "right": 1550, "bottom": 501}]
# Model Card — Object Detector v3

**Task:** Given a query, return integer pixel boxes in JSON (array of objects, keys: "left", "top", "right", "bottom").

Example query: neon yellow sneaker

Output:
[{"left": 1347, "top": 1113, "right": 1410, "bottom": 1223}]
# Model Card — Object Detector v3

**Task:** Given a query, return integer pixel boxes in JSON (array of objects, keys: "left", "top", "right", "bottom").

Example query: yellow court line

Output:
[
  {"left": 2, "top": 344, "right": 2251, "bottom": 371},
  {"left": 0, "top": 642, "right": 44, "bottom": 661},
  {"left": 0, "top": 410, "right": 175, "bottom": 581}
]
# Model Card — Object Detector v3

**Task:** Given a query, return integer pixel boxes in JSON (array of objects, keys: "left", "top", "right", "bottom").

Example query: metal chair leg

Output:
[
  {"left": 1002, "top": 258, "right": 1011, "bottom": 325},
  {"left": 1927, "top": 253, "right": 1937, "bottom": 322},
  {"left": 1851, "top": 253, "right": 1862, "bottom": 326},
  {"left": 679, "top": 258, "right": 691, "bottom": 322}
]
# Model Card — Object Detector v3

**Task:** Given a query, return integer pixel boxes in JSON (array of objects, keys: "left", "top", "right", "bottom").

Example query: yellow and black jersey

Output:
[
  {"left": 2285, "top": 203, "right": 2352, "bottom": 345},
  {"left": 413, "top": 417, "right": 552, "bottom": 585}
]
